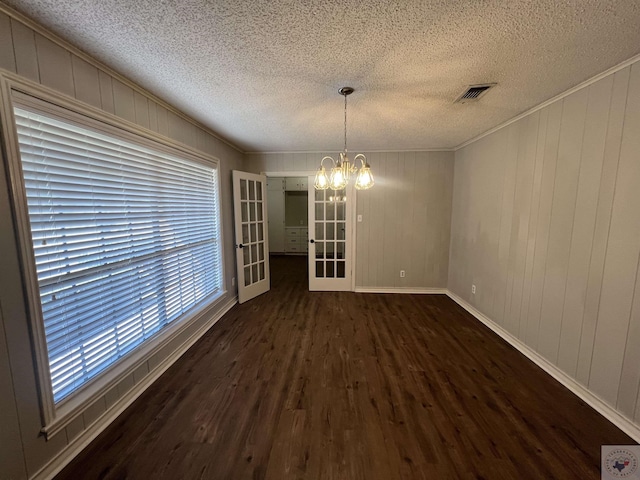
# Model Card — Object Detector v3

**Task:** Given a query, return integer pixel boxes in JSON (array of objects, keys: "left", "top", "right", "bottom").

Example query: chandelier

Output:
[{"left": 314, "top": 87, "right": 374, "bottom": 191}]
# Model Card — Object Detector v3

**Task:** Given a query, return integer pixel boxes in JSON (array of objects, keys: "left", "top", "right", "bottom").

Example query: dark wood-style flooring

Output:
[{"left": 57, "top": 255, "right": 633, "bottom": 480}]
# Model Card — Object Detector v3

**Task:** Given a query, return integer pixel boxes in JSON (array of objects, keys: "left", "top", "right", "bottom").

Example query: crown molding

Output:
[
  {"left": 245, "top": 148, "right": 454, "bottom": 155},
  {"left": 455, "top": 52, "right": 640, "bottom": 151}
]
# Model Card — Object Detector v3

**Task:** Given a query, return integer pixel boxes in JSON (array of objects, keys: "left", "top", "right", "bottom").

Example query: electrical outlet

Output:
[
  {"left": 357, "top": 214, "right": 363, "bottom": 222},
  {"left": 472, "top": 284, "right": 476, "bottom": 294},
  {"left": 400, "top": 270, "right": 405, "bottom": 278}
]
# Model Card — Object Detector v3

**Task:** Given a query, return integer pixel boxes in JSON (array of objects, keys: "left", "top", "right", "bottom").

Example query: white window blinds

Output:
[{"left": 13, "top": 106, "right": 223, "bottom": 403}]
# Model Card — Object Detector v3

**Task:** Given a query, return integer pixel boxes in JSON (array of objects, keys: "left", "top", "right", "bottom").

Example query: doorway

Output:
[
  {"left": 264, "top": 172, "right": 355, "bottom": 292},
  {"left": 266, "top": 176, "right": 309, "bottom": 255}
]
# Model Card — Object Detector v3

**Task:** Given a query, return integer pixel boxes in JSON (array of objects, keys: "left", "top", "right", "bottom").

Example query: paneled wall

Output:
[
  {"left": 0, "top": 6, "right": 242, "bottom": 479},
  {"left": 245, "top": 151, "right": 454, "bottom": 289},
  {"left": 449, "top": 60, "right": 640, "bottom": 428}
]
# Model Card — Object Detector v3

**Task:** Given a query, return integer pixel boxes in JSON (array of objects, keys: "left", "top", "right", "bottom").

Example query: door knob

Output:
[
  {"left": 309, "top": 239, "right": 315, "bottom": 243},
  {"left": 237, "top": 243, "right": 244, "bottom": 248}
]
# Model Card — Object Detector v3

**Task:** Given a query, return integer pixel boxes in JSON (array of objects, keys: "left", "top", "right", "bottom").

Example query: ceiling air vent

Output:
[{"left": 455, "top": 83, "right": 496, "bottom": 103}]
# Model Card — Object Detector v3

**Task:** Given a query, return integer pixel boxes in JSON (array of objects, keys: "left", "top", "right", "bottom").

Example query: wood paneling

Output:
[
  {"left": 116, "top": 374, "right": 135, "bottom": 398},
  {"left": 147, "top": 100, "right": 158, "bottom": 132},
  {"left": 0, "top": 120, "right": 30, "bottom": 480},
  {"left": 576, "top": 67, "right": 630, "bottom": 386},
  {"left": 55, "top": 256, "right": 632, "bottom": 480},
  {"left": 98, "top": 70, "right": 115, "bottom": 114},
  {"left": 104, "top": 386, "right": 120, "bottom": 410},
  {"left": 71, "top": 55, "right": 101, "bottom": 108},
  {"left": 408, "top": 152, "right": 428, "bottom": 286},
  {"left": 35, "top": 34, "right": 74, "bottom": 97},
  {"left": 620, "top": 266, "right": 640, "bottom": 418},
  {"left": 0, "top": 303, "right": 27, "bottom": 480},
  {"left": 493, "top": 123, "right": 518, "bottom": 326},
  {"left": 537, "top": 88, "right": 588, "bottom": 364},
  {"left": 449, "top": 134, "right": 504, "bottom": 320},
  {"left": 156, "top": 104, "right": 169, "bottom": 136},
  {"left": 381, "top": 152, "right": 399, "bottom": 284},
  {"left": 245, "top": 151, "right": 454, "bottom": 289},
  {"left": 82, "top": 397, "right": 106, "bottom": 429},
  {"left": 449, "top": 61, "right": 640, "bottom": 435},
  {"left": 518, "top": 107, "right": 548, "bottom": 341},
  {"left": 64, "top": 416, "right": 84, "bottom": 444},
  {"left": 557, "top": 75, "right": 613, "bottom": 376},
  {"left": 112, "top": 79, "right": 136, "bottom": 123},
  {"left": 133, "top": 362, "right": 149, "bottom": 385},
  {"left": 524, "top": 101, "right": 563, "bottom": 349},
  {"left": 589, "top": 62, "right": 640, "bottom": 407},
  {"left": 400, "top": 152, "right": 415, "bottom": 285},
  {"left": 0, "top": 11, "right": 16, "bottom": 72},
  {"left": 504, "top": 114, "right": 538, "bottom": 336},
  {"left": 133, "top": 91, "right": 149, "bottom": 129},
  {"left": 168, "top": 110, "right": 196, "bottom": 148},
  {"left": 11, "top": 18, "right": 39, "bottom": 82}
]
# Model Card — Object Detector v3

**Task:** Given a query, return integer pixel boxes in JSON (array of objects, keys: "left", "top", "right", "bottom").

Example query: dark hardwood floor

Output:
[{"left": 57, "top": 255, "right": 634, "bottom": 480}]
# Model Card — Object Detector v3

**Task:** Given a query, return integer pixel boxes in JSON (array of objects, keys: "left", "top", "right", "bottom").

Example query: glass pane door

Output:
[
  {"left": 233, "top": 171, "right": 270, "bottom": 303},
  {"left": 308, "top": 181, "right": 352, "bottom": 291}
]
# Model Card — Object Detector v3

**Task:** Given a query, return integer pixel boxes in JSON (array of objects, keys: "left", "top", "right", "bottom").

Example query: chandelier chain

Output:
[{"left": 343, "top": 93, "right": 348, "bottom": 154}]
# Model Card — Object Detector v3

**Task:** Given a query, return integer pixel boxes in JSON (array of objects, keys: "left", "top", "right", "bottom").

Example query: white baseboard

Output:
[
  {"left": 355, "top": 287, "right": 447, "bottom": 294},
  {"left": 446, "top": 290, "right": 640, "bottom": 443},
  {"left": 32, "top": 296, "right": 238, "bottom": 480}
]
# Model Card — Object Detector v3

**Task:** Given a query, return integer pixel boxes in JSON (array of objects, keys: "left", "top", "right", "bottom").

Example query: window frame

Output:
[{"left": 0, "top": 76, "right": 226, "bottom": 437}]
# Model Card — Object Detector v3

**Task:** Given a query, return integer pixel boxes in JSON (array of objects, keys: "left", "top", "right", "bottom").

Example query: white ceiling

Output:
[{"left": 5, "top": 0, "right": 640, "bottom": 153}]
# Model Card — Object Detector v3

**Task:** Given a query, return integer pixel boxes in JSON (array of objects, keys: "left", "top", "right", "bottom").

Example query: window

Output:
[{"left": 13, "top": 102, "right": 223, "bottom": 405}]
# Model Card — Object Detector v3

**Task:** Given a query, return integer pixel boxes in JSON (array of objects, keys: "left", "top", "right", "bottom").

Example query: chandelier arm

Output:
[
  {"left": 320, "top": 156, "right": 336, "bottom": 168},
  {"left": 354, "top": 153, "right": 367, "bottom": 167}
]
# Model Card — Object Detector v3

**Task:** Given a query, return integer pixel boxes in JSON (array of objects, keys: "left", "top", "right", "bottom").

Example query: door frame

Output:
[{"left": 262, "top": 170, "right": 357, "bottom": 292}]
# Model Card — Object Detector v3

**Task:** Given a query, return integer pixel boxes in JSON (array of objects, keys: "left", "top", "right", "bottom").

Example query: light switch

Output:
[{"left": 357, "top": 214, "right": 363, "bottom": 222}]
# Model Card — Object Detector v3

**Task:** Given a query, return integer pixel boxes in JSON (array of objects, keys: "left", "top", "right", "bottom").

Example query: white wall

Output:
[
  {"left": 0, "top": 6, "right": 242, "bottom": 479},
  {"left": 449, "top": 59, "right": 640, "bottom": 431},
  {"left": 245, "top": 151, "right": 454, "bottom": 289}
]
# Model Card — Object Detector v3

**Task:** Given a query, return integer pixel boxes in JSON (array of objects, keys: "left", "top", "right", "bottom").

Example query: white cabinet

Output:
[
  {"left": 285, "top": 227, "right": 309, "bottom": 253},
  {"left": 267, "top": 177, "right": 309, "bottom": 254},
  {"left": 267, "top": 177, "right": 285, "bottom": 191},
  {"left": 285, "top": 176, "right": 308, "bottom": 191}
]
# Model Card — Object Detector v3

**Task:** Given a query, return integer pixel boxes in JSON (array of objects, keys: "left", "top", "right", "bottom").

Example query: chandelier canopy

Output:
[{"left": 314, "top": 87, "right": 374, "bottom": 191}]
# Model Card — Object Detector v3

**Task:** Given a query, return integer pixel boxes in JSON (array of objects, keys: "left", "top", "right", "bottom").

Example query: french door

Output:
[
  {"left": 232, "top": 171, "right": 270, "bottom": 303},
  {"left": 308, "top": 180, "right": 353, "bottom": 291}
]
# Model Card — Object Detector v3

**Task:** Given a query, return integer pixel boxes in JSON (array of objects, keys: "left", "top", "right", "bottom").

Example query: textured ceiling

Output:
[{"left": 5, "top": 0, "right": 640, "bottom": 152}]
